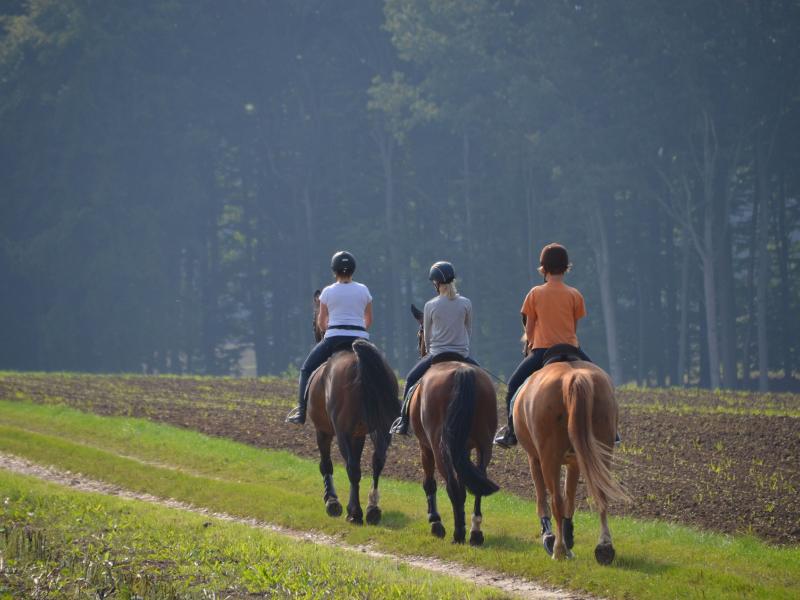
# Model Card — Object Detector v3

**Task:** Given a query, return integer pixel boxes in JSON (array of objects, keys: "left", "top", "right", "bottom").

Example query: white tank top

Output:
[{"left": 319, "top": 281, "right": 372, "bottom": 339}]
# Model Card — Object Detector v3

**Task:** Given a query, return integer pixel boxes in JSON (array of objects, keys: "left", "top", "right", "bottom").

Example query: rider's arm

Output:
[
  {"left": 364, "top": 302, "right": 373, "bottom": 330},
  {"left": 317, "top": 302, "right": 329, "bottom": 332},
  {"left": 464, "top": 300, "right": 473, "bottom": 337}
]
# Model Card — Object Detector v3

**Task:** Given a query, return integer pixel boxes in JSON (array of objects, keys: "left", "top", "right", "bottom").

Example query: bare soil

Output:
[{"left": 1, "top": 374, "right": 798, "bottom": 545}]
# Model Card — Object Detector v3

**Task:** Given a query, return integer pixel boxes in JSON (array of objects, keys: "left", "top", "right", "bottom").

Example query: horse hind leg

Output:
[
  {"left": 340, "top": 432, "right": 366, "bottom": 524},
  {"left": 469, "top": 495, "right": 484, "bottom": 546},
  {"left": 562, "top": 462, "right": 579, "bottom": 550},
  {"left": 469, "top": 447, "right": 491, "bottom": 546},
  {"left": 528, "top": 454, "right": 555, "bottom": 556},
  {"left": 542, "top": 458, "right": 572, "bottom": 560},
  {"left": 316, "top": 430, "right": 342, "bottom": 517},
  {"left": 366, "top": 431, "right": 390, "bottom": 525},
  {"left": 445, "top": 474, "right": 467, "bottom": 544},
  {"left": 420, "top": 444, "right": 445, "bottom": 538},
  {"left": 594, "top": 507, "right": 615, "bottom": 565}
]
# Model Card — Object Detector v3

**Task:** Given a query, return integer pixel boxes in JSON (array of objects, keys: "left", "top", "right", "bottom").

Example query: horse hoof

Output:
[
  {"left": 562, "top": 517, "right": 574, "bottom": 550},
  {"left": 431, "top": 521, "right": 446, "bottom": 539},
  {"left": 469, "top": 530, "right": 484, "bottom": 547},
  {"left": 552, "top": 544, "right": 573, "bottom": 561},
  {"left": 452, "top": 528, "right": 466, "bottom": 544},
  {"left": 326, "top": 499, "right": 342, "bottom": 517},
  {"left": 542, "top": 532, "right": 555, "bottom": 556},
  {"left": 346, "top": 514, "right": 363, "bottom": 525},
  {"left": 366, "top": 506, "right": 382, "bottom": 526},
  {"left": 595, "top": 542, "right": 615, "bottom": 565}
]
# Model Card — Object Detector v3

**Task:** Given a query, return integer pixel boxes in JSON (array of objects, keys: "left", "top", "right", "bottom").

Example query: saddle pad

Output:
[
  {"left": 404, "top": 380, "right": 422, "bottom": 405},
  {"left": 303, "top": 348, "right": 354, "bottom": 403}
]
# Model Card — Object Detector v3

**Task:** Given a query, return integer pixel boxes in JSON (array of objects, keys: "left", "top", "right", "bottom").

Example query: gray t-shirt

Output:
[{"left": 424, "top": 294, "right": 472, "bottom": 357}]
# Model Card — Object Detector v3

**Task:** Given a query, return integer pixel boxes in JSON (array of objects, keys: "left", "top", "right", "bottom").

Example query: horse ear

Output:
[{"left": 410, "top": 304, "right": 423, "bottom": 323}]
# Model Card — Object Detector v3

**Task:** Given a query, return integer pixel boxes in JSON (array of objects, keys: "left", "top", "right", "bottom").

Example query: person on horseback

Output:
[
  {"left": 494, "top": 243, "right": 592, "bottom": 448},
  {"left": 390, "top": 260, "right": 479, "bottom": 436},
  {"left": 286, "top": 250, "right": 373, "bottom": 425}
]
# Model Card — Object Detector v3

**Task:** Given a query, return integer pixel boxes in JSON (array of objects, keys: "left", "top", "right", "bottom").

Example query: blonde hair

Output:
[{"left": 439, "top": 281, "right": 458, "bottom": 299}]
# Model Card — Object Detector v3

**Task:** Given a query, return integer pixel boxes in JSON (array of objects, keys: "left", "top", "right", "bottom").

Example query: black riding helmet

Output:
[
  {"left": 331, "top": 250, "right": 356, "bottom": 275},
  {"left": 429, "top": 260, "right": 455, "bottom": 284}
]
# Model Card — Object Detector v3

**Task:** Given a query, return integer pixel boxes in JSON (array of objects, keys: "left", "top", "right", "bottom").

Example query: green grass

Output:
[
  {"left": 0, "top": 470, "right": 500, "bottom": 599},
  {"left": 1, "top": 399, "right": 799, "bottom": 599}
]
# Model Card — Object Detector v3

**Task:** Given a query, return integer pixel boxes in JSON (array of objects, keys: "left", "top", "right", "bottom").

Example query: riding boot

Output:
[
  {"left": 493, "top": 414, "right": 517, "bottom": 448},
  {"left": 286, "top": 370, "right": 310, "bottom": 425},
  {"left": 389, "top": 397, "right": 410, "bottom": 436}
]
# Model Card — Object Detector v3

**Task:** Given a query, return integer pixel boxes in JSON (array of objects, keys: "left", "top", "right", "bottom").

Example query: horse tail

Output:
[
  {"left": 352, "top": 339, "right": 400, "bottom": 433},
  {"left": 441, "top": 367, "right": 500, "bottom": 497},
  {"left": 563, "top": 370, "right": 629, "bottom": 512}
]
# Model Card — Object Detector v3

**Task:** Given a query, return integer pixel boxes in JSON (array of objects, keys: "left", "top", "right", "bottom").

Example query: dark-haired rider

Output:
[
  {"left": 286, "top": 250, "right": 372, "bottom": 425},
  {"left": 390, "top": 261, "right": 479, "bottom": 436},
  {"left": 493, "top": 243, "right": 592, "bottom": 448}
]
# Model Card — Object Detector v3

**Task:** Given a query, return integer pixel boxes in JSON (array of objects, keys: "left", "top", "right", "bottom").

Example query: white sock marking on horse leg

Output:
[
  {"left": 368, "top": 488, "right": 379, "bottom": 509},
  {"left": 471, "top": 514, "right": 482, "bottom": 533}
]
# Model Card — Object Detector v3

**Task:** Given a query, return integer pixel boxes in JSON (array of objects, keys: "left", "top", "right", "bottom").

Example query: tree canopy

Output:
[{"left": 2, "top": 0, "right": 798, "bottom": 390}]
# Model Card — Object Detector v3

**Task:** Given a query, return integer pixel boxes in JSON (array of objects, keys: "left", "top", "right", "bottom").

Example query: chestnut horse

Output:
[
  {"left": 407, "top": 305, "right": 499, "bottom": 544},
  {"left": 513, "top": 340, "right": 629, "bottom": 563},
  {"left": 306, "top": 290, "right": 400, "bottom": 524}
]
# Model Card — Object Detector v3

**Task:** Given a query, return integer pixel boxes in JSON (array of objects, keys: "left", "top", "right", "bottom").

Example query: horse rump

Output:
[{"left": 440, "top": 367, "right": 499, "bottom": 497}]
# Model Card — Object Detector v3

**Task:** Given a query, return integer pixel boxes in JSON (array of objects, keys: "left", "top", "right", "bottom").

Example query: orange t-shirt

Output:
[{"left": 520, "top": 279, "right": 586, "bottom": 349}]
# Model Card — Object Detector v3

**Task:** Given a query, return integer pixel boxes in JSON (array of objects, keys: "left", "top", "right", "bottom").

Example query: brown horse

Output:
[
  {"left": 306, "top": 290, "right": 400, "bottom": 524},
  {"left": 513, "top": 341, "right": 629, "bottom": 563},
  {"left": 407, "top": 305, "right": 499, "bottom": 544}
]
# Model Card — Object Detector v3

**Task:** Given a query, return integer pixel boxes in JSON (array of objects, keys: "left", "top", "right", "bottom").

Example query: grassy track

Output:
[
  {"left": 0, "top": 470, "right": 501, "bottom": 599},
  {"left": 1, "top": 400, "right": 799, "bottom": 599}
]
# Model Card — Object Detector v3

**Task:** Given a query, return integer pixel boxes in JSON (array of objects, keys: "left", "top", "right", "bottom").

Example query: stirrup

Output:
[
  {"left": 493, "top": 426, "right": 517, "bottom": 449},
  {"left": 389, "top": 416, "right": 410, "bottom": 436},
  {"left": 285, "top": 406, "right": 305, "bottom": 425}
]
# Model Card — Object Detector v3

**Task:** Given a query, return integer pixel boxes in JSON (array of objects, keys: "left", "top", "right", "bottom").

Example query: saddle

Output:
[
  {"left": 430, "top": 351, "right": 471, "bottom": 365},
  {"left": 542, "top": 344, "right": 584, "bottom": 367}
]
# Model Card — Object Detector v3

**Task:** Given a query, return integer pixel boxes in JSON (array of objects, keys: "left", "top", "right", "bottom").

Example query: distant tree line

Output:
[{"left": 1, "top": 0, "right": 798, "bottom": 390}]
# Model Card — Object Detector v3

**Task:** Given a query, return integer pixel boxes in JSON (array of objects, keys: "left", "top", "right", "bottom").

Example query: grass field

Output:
[
  {"left": 2, "top": 371, "right": 798, "bottom": 545},
  {"left": 0, "top": 469, "right": 501, "bottom": 599},
  {"left": 1, "top": 398, "right": 799, "bottom": 599}
]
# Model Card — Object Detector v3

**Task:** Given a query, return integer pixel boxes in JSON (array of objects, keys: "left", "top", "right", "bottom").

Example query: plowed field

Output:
[{"left": 1, "top": 373, "right": 798, "bottom": 545}]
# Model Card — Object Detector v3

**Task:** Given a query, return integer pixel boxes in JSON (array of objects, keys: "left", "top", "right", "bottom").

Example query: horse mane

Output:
[{"left": 351, "top": 339, "right": 400, "bottom": 433}]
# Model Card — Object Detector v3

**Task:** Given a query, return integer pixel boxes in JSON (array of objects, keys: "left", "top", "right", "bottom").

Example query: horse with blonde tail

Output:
[{"left": 514, "top": 343, "right": 629, "bottom": 564}]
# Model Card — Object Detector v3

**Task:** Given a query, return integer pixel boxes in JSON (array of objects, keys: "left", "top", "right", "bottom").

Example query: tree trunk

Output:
[
  {"left": 590, "top": 201, "right": 622, "bottom": 384},
  {"left": 717, "top": 223, "right": 738, "bottom": 389},
  {"left": 742, "top": 193, "right": 759, "bottom": 388},
  {"left": 755, "top": 141, "right": 771, "bottom": 391},
  {"left": 774, "top": 170, "right": 791, "bottom": 382},
  {"left": 676, "top": 225, "right": 691, "bottom": 386},
  {"left": 377, "top": 127, "right": 403, "bottom": 364}
]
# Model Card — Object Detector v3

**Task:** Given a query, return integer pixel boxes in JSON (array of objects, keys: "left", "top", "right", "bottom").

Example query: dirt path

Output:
[{"left": 0, "top": 452, "right": 593, "bottom": 600}]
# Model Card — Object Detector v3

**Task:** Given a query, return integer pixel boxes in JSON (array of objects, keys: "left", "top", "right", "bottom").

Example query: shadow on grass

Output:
[
  {"left": 613, "top": 553, "right": 672, "bottom": 575},
  {"left": 376, "top": 510, "right": 413, "bottom": 530},
  {"left": 480, "top": 532, "right": 538, "bottom": 552}
]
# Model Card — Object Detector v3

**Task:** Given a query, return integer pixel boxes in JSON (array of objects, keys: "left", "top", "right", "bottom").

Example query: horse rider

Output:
[
  {"left": 390, "top": 260, "right": 480, "bottom": 436},
  {"left": 286, "top": 250, "right": 373, "bottom": 425},
  {"left": 493, "top": 243, "right": 592, "bottom": 448}
]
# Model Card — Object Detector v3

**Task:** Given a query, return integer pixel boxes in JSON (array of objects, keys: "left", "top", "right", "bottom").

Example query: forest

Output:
[{"left": 1, "top": 0, "right": 798, "bottom": 390}]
